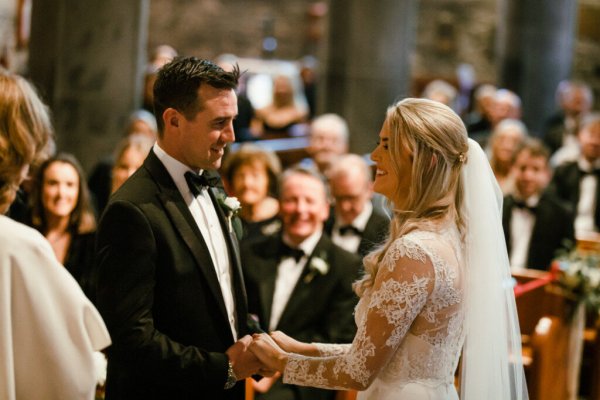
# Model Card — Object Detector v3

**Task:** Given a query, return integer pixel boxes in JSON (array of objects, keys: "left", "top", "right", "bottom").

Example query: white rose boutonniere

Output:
[
  {"left": 216, "top": 193, "right": 242, "bottom": 239},
  {"left": 304, "top": 252, "right": 330, "bottom": 283}
]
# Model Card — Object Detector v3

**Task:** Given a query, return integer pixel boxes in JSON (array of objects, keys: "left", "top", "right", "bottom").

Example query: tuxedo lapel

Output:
[
  {"left": 207, "top": 186, "right": 249, "bottom": 334},
  {"left": 145, "top": 153, "right": 230, "bottom": 330},
  {"left": 277, "top": 235, "right": 329, "bottom": 329}
]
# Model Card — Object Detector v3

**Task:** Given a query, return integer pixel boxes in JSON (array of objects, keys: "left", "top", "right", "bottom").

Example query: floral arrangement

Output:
[
  {"left": 304, "top": 251, "right": 330, "bottom": 283},
  {"left": 553, "top": 247, "right": 600, "bottom": 319}
]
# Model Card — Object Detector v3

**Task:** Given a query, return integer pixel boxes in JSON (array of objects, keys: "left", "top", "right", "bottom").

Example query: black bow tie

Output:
[
  {"left": 280, "top": 241, "right": 305, "bottom": 263},
  {"left": 184, "top": 171, "right": 220, "bottom": 196},
  {"left": 513, "top": 200, "right": 536, "bottom": 213},
  {"left": 579, "top": 168, "right": 600, "bottom": 178},
  {"left": 339, "top": 225, "right": 362, "bottom": 236}
]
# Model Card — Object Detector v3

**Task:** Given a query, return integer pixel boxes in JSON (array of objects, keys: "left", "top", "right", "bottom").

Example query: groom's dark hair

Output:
[{"left": 153, "top": 56, "right": 240, "bottom": 135}]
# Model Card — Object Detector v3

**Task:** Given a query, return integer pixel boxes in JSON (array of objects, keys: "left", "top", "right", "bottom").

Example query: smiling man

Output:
[
  {"left": 95, "top": 57, "right": 263, "bottom": 400},
  {"left": 241, "top": 166, "right": 361, "bottom": 400}
]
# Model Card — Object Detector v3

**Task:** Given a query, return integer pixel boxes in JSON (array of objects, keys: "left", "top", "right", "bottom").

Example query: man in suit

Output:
[
  {"left": 548, "top": 114, "right": 600, "bottom": 237},
  {"left": 503, "top": 139, "right": 574, "bottom": 271},
  {"left": 95, "top": 57, "right": 263, "bottom": 400},
  {"left": 242, "top": 166, "right": 362, "bottom": 400},
  {"left": 325, "top": 154, "right": 390, "bottom": 257}
]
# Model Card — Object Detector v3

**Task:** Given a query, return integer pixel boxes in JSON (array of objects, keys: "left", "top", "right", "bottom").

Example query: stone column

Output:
[
  {"left": 496, "top": 0, "right": 578, "bottom": 136},
  {"left": 28, "top": 0, "right": 149, "bottom": 172},
  {"left": 320, "top": 0, "right": 419, "bottom": 155}
]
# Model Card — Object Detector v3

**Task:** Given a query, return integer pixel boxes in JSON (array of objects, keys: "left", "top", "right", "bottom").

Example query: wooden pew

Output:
[{"left": 513, "top": 269, "right": 571, "bottom": 400}]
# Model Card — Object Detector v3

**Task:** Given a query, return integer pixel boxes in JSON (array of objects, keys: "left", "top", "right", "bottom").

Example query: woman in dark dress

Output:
[{"left": 29, "top": 153, "right": 97, "bottom": 298}]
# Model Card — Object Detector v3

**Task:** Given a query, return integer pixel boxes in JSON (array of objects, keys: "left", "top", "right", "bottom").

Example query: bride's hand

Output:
[
  {"left": 270, "top": 331, "right": 318, "bottom": 356},
  {"left": 250, "top": 333, "right": 288, "bottom": 372}
]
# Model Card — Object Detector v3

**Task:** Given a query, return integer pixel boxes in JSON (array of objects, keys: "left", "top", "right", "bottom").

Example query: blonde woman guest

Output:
[
  {"left": 488, "top": 118, "right": 528, "bottom": 194},
  {"left": 0, "top": 68, "right": 110, "bottom": 400},
  {"left": 249, "top": 98, "right": 528, "bottom": 400},
  {"left": 111, "top": 133, "right": 154, "bottom": 194}
]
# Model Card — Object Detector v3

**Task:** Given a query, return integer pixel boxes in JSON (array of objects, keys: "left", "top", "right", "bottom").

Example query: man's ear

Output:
[{"left": 163, "top": 108, "right": 179, "bottom": 129}]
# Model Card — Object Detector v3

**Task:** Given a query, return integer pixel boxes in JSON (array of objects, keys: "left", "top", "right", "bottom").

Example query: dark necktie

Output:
[
  {"left": 514, "top": 200, "right": 536, "bottom": 213},
  {"left": 280, "top": 241, "right": 305, "bottom": 263},
  {"left": 579, "top": 168, "right": 600, "bottom": 179},
  {"left": 339, "top": 225, "right": 362, "bottom": 236},
  {"left": 184, "top": 171, "right": 220, "bottom": 197}
]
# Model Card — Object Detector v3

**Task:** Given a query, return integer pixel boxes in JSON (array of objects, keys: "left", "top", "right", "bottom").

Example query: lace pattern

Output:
[{"left": 283, "top": 227, "right": 466, "bottom": 392}]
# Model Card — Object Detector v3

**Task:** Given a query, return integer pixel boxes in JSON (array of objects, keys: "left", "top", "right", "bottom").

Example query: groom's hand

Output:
[{"left": 226, "top": 335, "right": 262, "bottom": 380}]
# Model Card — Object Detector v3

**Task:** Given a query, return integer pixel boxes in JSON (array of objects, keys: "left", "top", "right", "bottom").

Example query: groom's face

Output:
[{"left": 164, "top": 84, "right": 237, "bottom": 171}]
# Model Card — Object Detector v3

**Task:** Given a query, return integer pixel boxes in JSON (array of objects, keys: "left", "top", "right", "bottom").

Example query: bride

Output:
[{"left": 249, "top": 98, "right": 528, "bottom": 399}]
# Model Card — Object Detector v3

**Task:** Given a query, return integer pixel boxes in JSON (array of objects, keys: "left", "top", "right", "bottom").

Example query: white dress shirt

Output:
[
  {"left": 332, "top": 201, "right": 373, "bottom": 253},
  {"left": 269, "top": 230, "right": 322, "bottom": 331},
  {"left": 509, "top": 195, "right": 539, "bottom": 271},
  {"left": 575, "top": 158, "right": 600, "bottom": 237},
  {"left": 154, "top": 144, "right": 238, "bottom": 339}
]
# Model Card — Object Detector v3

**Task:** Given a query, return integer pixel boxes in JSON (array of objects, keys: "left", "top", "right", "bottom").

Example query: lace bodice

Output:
[{"left": 283, "top": 227, "right": 466, "bottom": 394}]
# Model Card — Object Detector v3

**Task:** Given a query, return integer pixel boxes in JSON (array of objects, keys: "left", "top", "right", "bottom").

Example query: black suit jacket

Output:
[
  {"left": 324, "top": 204, "right": 391, "bottom": 257},
  {"left": 241, "top": 233, "right": 361, "bottom": 400},
  {"left": 95, "top": 151, "right": 252, "bottom": 400},
  {"left": 502, "top": 192, "right": 574, "bottom": 270},
  {"left": 548, "top": 161, "right": 600, "bottom": 230}
]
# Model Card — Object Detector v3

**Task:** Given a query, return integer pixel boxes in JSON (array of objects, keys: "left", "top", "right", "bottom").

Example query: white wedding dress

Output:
[{"left": 283, "top": 224, "right": 465, "bottom": 399}]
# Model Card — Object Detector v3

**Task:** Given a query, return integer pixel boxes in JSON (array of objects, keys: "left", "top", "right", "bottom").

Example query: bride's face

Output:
[{"left": 370, "top": 120, "right": 412, "bottom": 206}]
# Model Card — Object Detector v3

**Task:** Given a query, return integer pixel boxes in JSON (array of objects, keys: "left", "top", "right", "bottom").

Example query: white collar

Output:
[
  {"left": 335, "top": 200, "right": 373, "bottom": 231},
  {"left": 578, "top": 157, "right": 600, "bottom": 172},
  {"left": 153, "top": 143, "right": 203, "bottom": 197}
]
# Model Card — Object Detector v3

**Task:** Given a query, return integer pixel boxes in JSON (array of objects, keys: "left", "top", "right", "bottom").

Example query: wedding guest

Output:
[
  {"left": 305, "top": 113, "right": 349, "bottom": 175},
  {"left": 421, "top": 79, "right": 458, "bottom": 110},
  {"left": 88, "top": 109, "right": 158, "bottom": 215},
  {"left": 222, "top": 143, "right": 282, "bottom": 239},
  {"left": 502, "top": 139, "right": 574, "bottom": 271},
  {"left": 252, "top": 75, "right": 308, "bottom": 137},
  {"left": 95, "top": 57, "right": 264, "bottom": 400},
  {"left": 549, "top": 113, "right": 600, "bottom": 237},
  {"left": 488, "top": 118, "right": 528, "bottom": 194},
  {"left": 0, "top": 68, "right": 110, "bottom": 400},
  {"left": 110, "top": 134, "right": 154, "bottom": 194},
  {"left": 249, "top": 98, "right": 528, "bottom": 400},
  {"left": 29, "top": 153, "right": 97, "bottom": 297},
  {"left": 471, "top": 88, "right": 522, "bottom": 148},
  {"left": 241, "top": 166, "right": 361, "bottom": 399},
  {"left": 543, "top": 80, "right": 593, "bottom": 155},
  {"left": 325, "top": 154, "right": 390, "bottom": 257},
  {"left": 465, "top": 83, "right": 496, "bottom": 135}
]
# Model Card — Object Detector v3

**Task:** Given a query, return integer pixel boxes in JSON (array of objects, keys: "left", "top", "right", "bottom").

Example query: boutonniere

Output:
[
  {"left": 216, "top": 193, "right": 242, "bottom": 239},
  {"left": 304, "top": 251, "right": 330, "bottom": 283}
]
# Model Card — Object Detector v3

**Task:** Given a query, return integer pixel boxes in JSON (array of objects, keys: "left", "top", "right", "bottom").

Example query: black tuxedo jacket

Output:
[
  {"left": 502, "top": 192, "right": 574, "bottom": 270},
  {"left": 324, "top": 204, "right": 390, "bottom": 257},
  {"left": 95, "top": 151, "right": 252, "bottom": 400},
  {"left": 241, "top": 233, "right": 361, "bottom": 400},
  {"left": 549, "top": 161, "right": 600, "bottom": 230}
]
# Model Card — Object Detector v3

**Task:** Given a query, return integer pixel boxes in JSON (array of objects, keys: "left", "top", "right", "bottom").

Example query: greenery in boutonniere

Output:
[
  {"left": 215, "top": 192, "right": 243, "bottom": 240},
  {"left": 304, "top": 250, "right": 330, "bottom": 284}
]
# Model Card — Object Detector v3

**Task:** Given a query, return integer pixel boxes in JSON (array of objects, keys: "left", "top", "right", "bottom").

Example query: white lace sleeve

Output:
[
  {"left": 283, "top": 237, "right": 435, "bottom": 391},
  {"left": 314, "top": 343, "right": 351, "bottom": 356}
]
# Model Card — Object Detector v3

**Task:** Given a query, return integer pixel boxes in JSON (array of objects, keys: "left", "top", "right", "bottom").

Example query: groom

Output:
[{"left": 95, "top": 57, "right": 262, "bottom": 399}]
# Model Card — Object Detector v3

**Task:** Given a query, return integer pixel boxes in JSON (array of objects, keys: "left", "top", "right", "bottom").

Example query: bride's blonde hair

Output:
[{"left": 354, "top": 98, "right": 469, "bottom": 296}]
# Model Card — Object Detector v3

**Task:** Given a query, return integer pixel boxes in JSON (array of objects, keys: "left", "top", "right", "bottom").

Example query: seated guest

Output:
[
  {"left": 471, "top": 88, "right": 522, "bottom": 148},
  {"left": 252, "top": 75, "right": 308, "bottom": 137},
  {"left": 325, "top": 154, "right": 390, "bottom": 257},
  {"left": 304, "top": 113, "right": 349, "bottom": 175},
  {"left": 222, "top": 144, "right": 282, "bottom": 239},
  {"left": 503, "top": 139, "right": 574, "bottom": 271},
  {"left": 88, "top": 109, "right": 158, "bottom": 215},
  {"left": 0, "top": 68, "right": 110, "bottom": 400},
  {"left": 465, "top": 83, "right": 496, "bottom": 135},
  {"left": 110, "top": 134, "right": 154, "bottom": 194},
  {"left": 421, "top": 79, "right": 458, "bottom": 110},
  {"left": 29, "top": 153, "right": 97, "bottom": 297},
  {"left": 543, "top": 80, "right": 593, "bottom": 155},
  {"left": 488, "top": 118, "right": 528, "bottom": 194},
  {"left": 241, "top": 166, "right": 362, "bottom": 399},
  {"left": 549, "top": 114, "right": 600, "bottom": 237}
]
